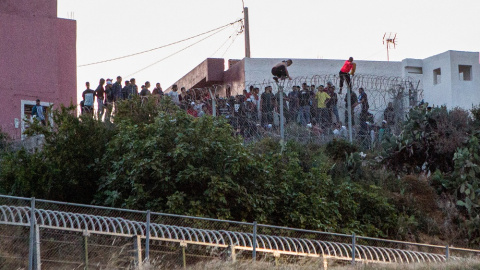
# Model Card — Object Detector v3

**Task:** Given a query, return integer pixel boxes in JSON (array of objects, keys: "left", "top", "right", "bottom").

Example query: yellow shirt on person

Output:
[{"left": 316, "top": 91, "right": 330, "bottom": 109}]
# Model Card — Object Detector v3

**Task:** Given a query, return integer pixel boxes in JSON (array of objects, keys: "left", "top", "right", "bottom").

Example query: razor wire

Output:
[
  {"left": 166, "top": 74, "right": 422, "bottom": 147},
  {"left": 0, "top": 205, "right": 468, "bottom": 265}
]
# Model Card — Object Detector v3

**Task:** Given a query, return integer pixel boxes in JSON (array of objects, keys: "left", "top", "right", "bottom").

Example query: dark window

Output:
[
  {"left": 433, "top": 68, "right": 441, "bottom": 85},
  {"left": 459, "top": 65, "right": 472, "bottom": 81}
]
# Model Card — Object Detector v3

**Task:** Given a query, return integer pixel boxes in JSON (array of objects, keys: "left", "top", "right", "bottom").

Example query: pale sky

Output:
[{"left": 57, "top": 0, "right": 479, "bottom": 99}]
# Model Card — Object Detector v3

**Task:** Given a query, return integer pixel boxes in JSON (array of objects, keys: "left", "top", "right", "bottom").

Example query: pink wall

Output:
[
  {"left": 0, "top": 0, "right": 76, "bottom": 140},
  {"left": 0, "top": 0, "right": 57, "bottom": 18}
]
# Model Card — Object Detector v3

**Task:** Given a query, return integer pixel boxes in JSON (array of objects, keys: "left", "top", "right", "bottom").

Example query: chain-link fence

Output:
[
  {"left": 155, "top": 74, "right": 423, "bottom": 147},
  {"left": 1, "top": 194, "right": 479, "bottom": 269}
]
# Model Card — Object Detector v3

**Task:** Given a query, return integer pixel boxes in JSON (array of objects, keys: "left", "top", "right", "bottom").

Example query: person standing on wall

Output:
[
  {"left": 82, "top": 82, "right": 96, "bottom": 116},
  {"left": 339, "top": 57, "right": 356, "bottom": 95},
  {"left": 95, "top": 78, "right": 106, "bottom": 120}
]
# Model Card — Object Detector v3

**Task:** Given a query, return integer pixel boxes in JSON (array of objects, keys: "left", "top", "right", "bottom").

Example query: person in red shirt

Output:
[
  {"left": 187, "top": 102, "right": 198, "bottom": 117},
  {"left": 339, "top": 57, "right": 356, "bottom": 95}
]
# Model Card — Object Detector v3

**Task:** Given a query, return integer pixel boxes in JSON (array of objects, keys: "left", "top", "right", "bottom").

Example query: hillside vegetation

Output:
[{"left": 1, "top": 97, "right": 480, "bottom": 247}]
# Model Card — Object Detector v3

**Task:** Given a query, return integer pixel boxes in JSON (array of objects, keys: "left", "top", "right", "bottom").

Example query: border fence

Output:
[
  {"left": 114, "top": 74, "right": 424, "bottom": 148},
  {"left": 0, "top": 195, "right": 479, "bottom": 269}
]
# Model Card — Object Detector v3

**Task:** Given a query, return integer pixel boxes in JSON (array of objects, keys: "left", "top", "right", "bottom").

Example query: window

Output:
[
  {"left": 21, "top": 100, "right": 52, "bottom": 139},
  {"left": 433, "top": 68, "right": 441, "bottom": 85},
  {"left": 459, "top": 65, "right": 472, "bottom": 81}
]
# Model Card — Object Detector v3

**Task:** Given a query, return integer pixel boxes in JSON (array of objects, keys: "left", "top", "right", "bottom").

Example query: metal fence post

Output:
[
  {"left": 83, "top": 230, "right": 90, "bottom": 270},
  {"left": 28, "top": 197, "right": 35, "bottom": 270},
  {"left": 279, "top": 86, "right": 285, "bottom": 142},
  {"left": 351, "top": 233, "right": 356, "bottom": 265},
  {"left": 133, "top": 235, "right": 143, "bottom": 267},
  {"left": 145, "top": 210, "right": 151, "bottom": 262},
  {"left": 35, "top": 224, "right": 41, "bottom": 270},
  {"left": 446, "top": 244, "right": 449, "bottom": 261},
  {"left": 180, "top": 241, "right": 187, "bottom": 269},
  {"left": 347, "top": 89, "right": 353, "bottom": 143},
  {"left": 252, "top": 221, "right": 257, "bottom": 262}
]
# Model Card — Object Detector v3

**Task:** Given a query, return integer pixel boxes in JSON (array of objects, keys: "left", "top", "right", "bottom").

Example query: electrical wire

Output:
[
  {"left": 210, "top": 26, "right": 239, "bottom": 57},
  {"left": 125, "top": 25, "right": 234, "bottom": 78},
  {"left": 78, "top": 19, "right": 242, "bottom": 67},
  {"left": 221, "top": 31, "right": 241, "bottom": 57}
]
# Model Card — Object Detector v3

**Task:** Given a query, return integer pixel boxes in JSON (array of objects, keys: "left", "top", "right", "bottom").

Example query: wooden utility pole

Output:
[{"left": 244, "top": 7, "right": 251, "bottom": 58}]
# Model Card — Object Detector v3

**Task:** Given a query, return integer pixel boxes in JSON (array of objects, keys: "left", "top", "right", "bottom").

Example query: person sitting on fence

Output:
[
  {"left": 271, "top": 59, "right": 293, "bottom": 83},
  {"left": 339, "top": 57, "right": 356, "bottom": 95}
]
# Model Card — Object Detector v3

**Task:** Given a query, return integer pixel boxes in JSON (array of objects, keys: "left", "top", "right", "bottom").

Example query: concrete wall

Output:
[
  {"left": 449, "top": 51, "right": 480, "bottom": 109},
  {"left": 0, "top": 0, "right": 76, "bottom": 140},
  {"left": 223, "top": 59, "right": 245, "bottom": 95},
  {"left": 169, "top": 58, "right": 224, "bottom": 91},
  {"left": 243, "top": 58, "right": 404, "bottom": 86}
]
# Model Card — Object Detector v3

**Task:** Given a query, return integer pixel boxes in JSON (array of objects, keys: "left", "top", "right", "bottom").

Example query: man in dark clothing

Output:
[
  {"left": 140, "top": 81, "right": 151, "bottom": 96},
  {"left": 344, "top": 89, "right": 357, "bottom": 126},
  {"left": 298, "top": 83, "right": 311, "bottom": 126},
  {"left": 95, "top": 78, "right": 106, "bottom": 120},
  {"left": 121, "top": 80, "right": 130, "bottom": 100},
  {"left": 384, "top": 102, "right": 395, "bottom": 127},
  {"left": 287, "top": 86, "right": 299, "bottom": 123},
  {"left": 127, "top": 78, "right": 138, "bottom": 99},
  {"left": 104, "top": 79, "right": 115, "bottom": 121},
  {"left": 356, "top": 87, "right": 369, "bottom": 123},
  {"left": 112, "top": 76, "right": 123, "bottom": 101},
  {"left": 152, "top": 82, "right": 163, "bottom": 96},
  {"left": 260, "top": 86, "right": 275, "bottom": 127}
]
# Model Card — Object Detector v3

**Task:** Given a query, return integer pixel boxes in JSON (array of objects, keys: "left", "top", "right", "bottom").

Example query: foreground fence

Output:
[{"left": 0, "top": 195, "right": 479, "bottom": 269}]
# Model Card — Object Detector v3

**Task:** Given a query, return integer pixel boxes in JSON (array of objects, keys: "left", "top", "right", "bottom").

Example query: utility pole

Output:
[{"left": 244, "top": 7, "right": 251, "bottom": 58}]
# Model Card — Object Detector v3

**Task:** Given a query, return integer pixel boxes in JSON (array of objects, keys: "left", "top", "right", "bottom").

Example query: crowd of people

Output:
[{"left": 79, "top": 56, "right": 398, "bottom": 147}]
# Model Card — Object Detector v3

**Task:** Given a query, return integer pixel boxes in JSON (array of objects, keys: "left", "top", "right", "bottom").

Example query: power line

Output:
[
  {"left": 210, "top": 27, "right": 239, "bottom": 57},
  {"left": 125, "top": 25, "right": 234, "bottom": 78},
  {"left": 221, "top": 31, "right": 242, "bottom": 57},
  {"left": 78, "top": 19, "right": 242, "bottom": 67}
]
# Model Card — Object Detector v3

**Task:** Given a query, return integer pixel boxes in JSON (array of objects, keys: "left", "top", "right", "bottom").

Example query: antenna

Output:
[{"left": 383, "top": 33, "right": 397, "bottom": 61}]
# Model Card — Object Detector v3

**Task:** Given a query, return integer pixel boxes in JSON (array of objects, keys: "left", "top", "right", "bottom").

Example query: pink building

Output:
[{"left": 0, "top": 0, "right": 76, "bottom": 140}]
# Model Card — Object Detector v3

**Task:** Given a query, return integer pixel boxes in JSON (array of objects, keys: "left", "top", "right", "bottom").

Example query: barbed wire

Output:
[{"left": 156, "top": 74, "right": 423, "bottom": 148}]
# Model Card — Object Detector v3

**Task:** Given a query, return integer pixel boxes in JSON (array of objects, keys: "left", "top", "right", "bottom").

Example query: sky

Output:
[{"left": 57, "top": 0, "right": 480, "bottom": 99}]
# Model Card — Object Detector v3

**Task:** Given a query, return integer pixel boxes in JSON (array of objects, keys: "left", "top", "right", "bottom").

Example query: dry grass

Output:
[{"left": 181, "top": 259, "right": 480, "bottom": 270}]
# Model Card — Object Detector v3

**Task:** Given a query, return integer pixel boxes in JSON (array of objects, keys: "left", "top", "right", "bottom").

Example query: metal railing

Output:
[{"left": 0, "top": 194, "right": 479, "bottom": 269}]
